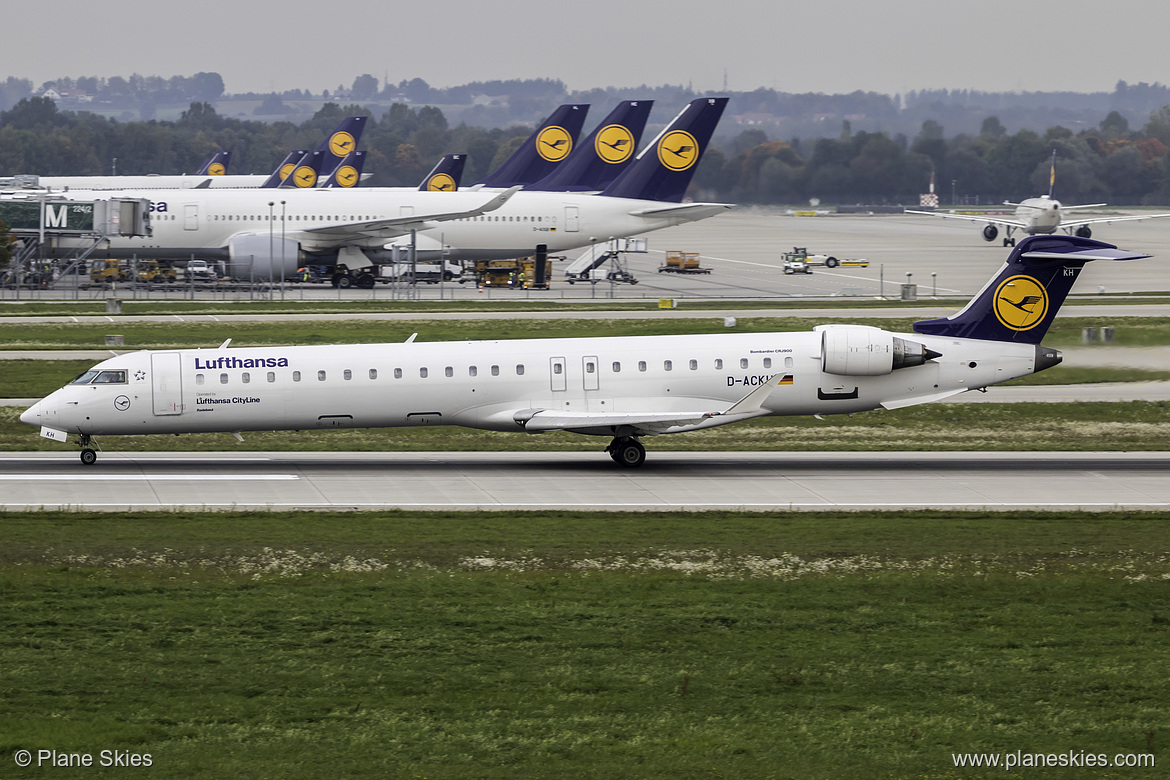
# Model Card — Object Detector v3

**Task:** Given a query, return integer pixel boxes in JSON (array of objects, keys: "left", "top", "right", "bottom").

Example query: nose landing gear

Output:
[
  {"left": 76, "top": 434, "right": 99, "bottom": 465},
  {"left": 606, "top": 436, "right": 646, "bottom": 468}
]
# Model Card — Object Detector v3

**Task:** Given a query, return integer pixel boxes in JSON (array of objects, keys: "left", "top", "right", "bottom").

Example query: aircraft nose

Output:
[{"left": 20, "top": 400, "right": 42, "bottom": 427}]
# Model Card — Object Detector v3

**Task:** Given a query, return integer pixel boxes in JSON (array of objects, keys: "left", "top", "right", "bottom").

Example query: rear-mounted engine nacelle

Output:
[{"left": 819, "top": 325, "right": 940, "bottom": 376}]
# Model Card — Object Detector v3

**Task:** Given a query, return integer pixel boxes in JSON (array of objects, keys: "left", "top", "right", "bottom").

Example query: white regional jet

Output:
[
  {"left": 47, "top": 98, "right": 730, "bottom": 280},
  {"left": 22, "top": 235, "right": 1146, "bottom": 467},
  {"left": 907, "top": 154, "right": 1170, "bottom": 246}
]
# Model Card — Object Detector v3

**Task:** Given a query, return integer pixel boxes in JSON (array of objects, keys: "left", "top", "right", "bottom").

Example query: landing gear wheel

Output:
[
  {"left": 80, "top": 448, "right": 97, "bottom": 466},
  {"left": 607, "top": 437, "right": 646, "bottom": 468}
]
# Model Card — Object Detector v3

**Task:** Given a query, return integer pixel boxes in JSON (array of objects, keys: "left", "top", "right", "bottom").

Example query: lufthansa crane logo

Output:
[
  {"left": 292, "top": 165, "right": 317, "bottom": 188},
  {"left": 426, "top": 173, "right": 457, "bottom": 192},
  {"left": 207, "top": 162, "right": 226, "bottom": 176},
  {"left": 334, "top": 165, "right": 359, "bottom": 187},
  {"left": 657, "top": 130, "right": 699, "bottom": 171},
  {"left": 278, "top": 162, "right": 296, "bottom": 182},
  {"left": 329, "top": 131, "right": 357, "bottom": 158},
  {"left": 595, "top": 124, "right": 635, "bottom": 164},
  {"left": 993, "top": 275, "right": 1049, "bottom": 331},
  {"left": 536, "top": 126, "right": 572, "bottom": 162}
]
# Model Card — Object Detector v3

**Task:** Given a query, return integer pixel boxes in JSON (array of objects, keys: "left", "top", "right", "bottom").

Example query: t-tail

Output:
[
  {"left": 260, "top": 150, "right": 308, "bottom": 189},
  {"left": 320, "top": 151, "right": 366, "bottom": 188},
  {"left": 913, "top": 235, "right": 1150, "bottom": 344},
  {"left": 417, "top": 153, "right": 466, "bottom": 191},
  {"left": 278, "top": 150, "right": 326, "bottom": 189},
  {"left": 194, "top": 150, "right": 231, "bottom": 176},
  {"left": 471, "top": 104, "right": 589, "bottom": 188},
  {"left": 525, "top": 100, "right": 654, "bottom": 192},
  {"left": 598, "top": 97, "right": 728, "bottom": 203}
]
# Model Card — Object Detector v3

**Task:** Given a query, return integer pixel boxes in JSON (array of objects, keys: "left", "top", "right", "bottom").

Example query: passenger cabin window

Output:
[
  {"left": 764, "top": 358, "right": 772, "bottom": 369},
  {"left": 553, "top": 364, "right": 563, "bottom": 375},
  {"left": 318, "top": 370, "right": 326, "bottom": 381},
  {"left": 394, "top": 368, "right": 403, "bottom": 379},
  {"left": 715, "top": 359, "right": 723, "bottom": 370},
  {"left": 369, "top": 369, "right": 377, "bottom": 380},
  {"left": 220, "top": 373, "right": 228, "bottom": 384},
  {"left": 267, "top": 372, "right": 276, "bottom": 383},
  {"left": 469, "top": 366, "right": 477, "bottom": 377},
  {"left": 241, "top": 372, "right": 250, "bottom": 384},
  {"left": 638, "top": 361, "right": 647, "bottom": 372},
  {"left": 420, "top": 367, "right": 428, "bottom": 378},
  {"left": 491, "top": 365, "right": 500, "bottom": 376},
  {"left": 664, "top": 360, "right": 672, "bottom": 372},
  {"left": 293, "top": 371, "right": 301, "bottom": 382},
  {"left": 445, "top": 366, "right": 453, "bottom": 378},
  {"left": 785, "top": 357, "right": 793, "bottom": 369},
  {"left": 740, "top": 358, "right": 749, "bottom": 369},
  {"left": 689, "top": 359, "right": 698, "bottom": 370},
  {"left": 196, "top": 374, "right": 205, "bottom": 385},
  {"left": 585, "top": 361, "right": 595, "bottom": 374},
  {"left": 612, "top": 362, "right": 621, "bottom": 373},
  {"left": 516, "top": 364, "right": 525, "bottom": 376},
  {"left": 343, "top": 369, "right": 352, "bottom": 381}
]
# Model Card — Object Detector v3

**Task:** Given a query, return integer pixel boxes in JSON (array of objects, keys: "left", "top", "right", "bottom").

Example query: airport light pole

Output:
[
  {"left": 280, "top": 200, "right": 286, "bottom": 302},
  {"left": 267, "top": 201, "right": 274, "bottom": 301}
]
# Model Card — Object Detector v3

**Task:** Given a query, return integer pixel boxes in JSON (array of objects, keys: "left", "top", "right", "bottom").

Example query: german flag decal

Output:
[{"left": 778, "top": 375, "right": 794, "bottom": 385}]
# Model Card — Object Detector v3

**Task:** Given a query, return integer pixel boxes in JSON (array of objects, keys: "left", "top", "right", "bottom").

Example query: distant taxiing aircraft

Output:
[
  {"left": 907, "top": 151, "right": 1170, "bottom": 245},
  {"left": 23, "top": 235, "right": 1143, "bottom": 467}
]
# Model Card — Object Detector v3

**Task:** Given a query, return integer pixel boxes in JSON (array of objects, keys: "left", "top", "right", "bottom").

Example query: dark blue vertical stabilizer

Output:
[
  {"left": 260, "top": 150, "right": 308, "bottom": 189},
  {"left": 418, "top": 154, "right": 466, "bottom": 191},
  {"left": 278, "top": 150, "right": 326, "bottom": 189},
  {"left": 321, "top": 151, "right": 366, "bottom": 188},
  {"left": 913, "top": 235, "right": 1150, "bottom": 343},
  {"left": 315, "top": 116, "right": 368, "bottom": 176},
  {"left": 599, "top": 97, "right": 728, "bottom": 203},
  {"left": 472, "top": 104, "right": 589, "bottom": 188},
  {"left": 195, "top": 150, "right": 230, "bottom": 176},
  {"left": 526, "top": 100, "right": 654, "bottom": 192}
]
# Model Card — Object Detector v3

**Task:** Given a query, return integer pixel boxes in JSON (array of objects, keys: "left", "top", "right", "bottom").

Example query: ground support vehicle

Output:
[
  {"left": 658, "top": 251, "right": 711, "bottom": 274},
  {"left": 782, "top": 247, "right": 869, "bottom": 269},
  {"left": 783, "top": 258, "right": 813, "bottom": 274}
]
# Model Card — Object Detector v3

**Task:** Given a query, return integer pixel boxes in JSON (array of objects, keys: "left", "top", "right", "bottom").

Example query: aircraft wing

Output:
[
  {"left": 515, "top": 373, "right": 784, "bottom": 436},
  {"left": 904, "top": 209, "right": 1028, "bottom": 230},
  {"left": 1060, "top": 212, "right": 1170, "bottom": 229},
  {"left": 295, "top": 186, "right": 520, "bottom": 245},
  {"left": 627, "top": 202, "right": 733, "bottom": 219}
]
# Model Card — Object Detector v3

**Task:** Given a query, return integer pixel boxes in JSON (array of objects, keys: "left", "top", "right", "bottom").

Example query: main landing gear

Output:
[
  {"left": 606, "top": 436, "right": 646, "bottom": 468},
  {"left": 77, "top": 433, "right": 98, "bottom": 465}
]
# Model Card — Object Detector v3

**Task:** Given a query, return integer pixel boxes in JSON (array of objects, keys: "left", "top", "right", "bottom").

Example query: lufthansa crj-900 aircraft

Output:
[
  {"left": 23, "top": 235, "right": 1145, "bottom": 466},
  {"left": 52, "top": 98, "right": 730, "bottom": 280}
]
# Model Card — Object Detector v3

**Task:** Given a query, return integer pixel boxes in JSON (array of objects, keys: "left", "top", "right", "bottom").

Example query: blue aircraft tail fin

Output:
[
  {"left": 913, "top": 235, "right": 1150, "bottom": 344},
  {"left": 472, "top": 104, "right": 589, "bottom": 188},
  {"left": 525, "top": 100, "right": 654, "bottom": 192},
  {"left": 320, "top": 151, "right": 366, "bottom": 188},
  {"left": 260, "top": 150, "right": 308, "bottom": 189},
  {"left": 278, "top": 150, "right": 326, "bottom": 189},
  {"left": 315, "top": 116, "right": 368, "bottom": 176},
  {"left": 418, "top": 154, "right": 466, "bottom": 191},
  {"left": 195, "top": 150, "right": 231, "bottom": 176},
  {"left": 598, "top": 97, "right": 728, "bottom": 203}
]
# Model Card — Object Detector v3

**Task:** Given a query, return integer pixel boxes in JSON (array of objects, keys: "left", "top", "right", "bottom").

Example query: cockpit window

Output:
[
  {"left": 70, "top": 370, "right": 100, "bottom": 385},
  {"left": 92, "top": 370, "right": 128, "bottom": 384}
]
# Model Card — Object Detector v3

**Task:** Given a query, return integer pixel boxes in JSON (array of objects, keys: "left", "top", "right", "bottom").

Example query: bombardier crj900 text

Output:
[
  {"left": 52, "top": 99, "right": 729, "bottom": 281},
  {"left": 23, "top": 235, "right": 1146, "bottom": 466}
]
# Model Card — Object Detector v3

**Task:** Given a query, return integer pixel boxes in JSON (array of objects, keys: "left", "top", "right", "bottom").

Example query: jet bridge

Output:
[{"left": 0, "top": 193, "right": 151, "bottom": 288}]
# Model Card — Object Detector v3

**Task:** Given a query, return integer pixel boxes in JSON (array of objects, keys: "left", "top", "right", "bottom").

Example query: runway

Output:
[{"left": 3, "top": 451, "right": 1167, "bottom": 512}]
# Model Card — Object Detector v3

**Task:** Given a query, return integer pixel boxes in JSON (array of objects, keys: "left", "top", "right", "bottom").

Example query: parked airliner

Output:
[
  {"left": 49, "top": 98, "right": 730, "bottom": 280},
  {"left": 22, "top": 235, "right": 1144, "bottom": 467}
]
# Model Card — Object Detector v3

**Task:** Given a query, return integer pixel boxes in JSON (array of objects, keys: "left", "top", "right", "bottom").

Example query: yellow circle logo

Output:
[
  {"left": 329, "top": 131, "right": 356, "bottom": 157},
  {"left": 292, "top": 165, "right": 317, "bottom": 188},
  {"left": 279, "top": 163, "right": 296, "bottom": 182},
  {"left": 993, "top": 275, "right": 1049, "bottom": 331},
  {"left": 595, "top": 124, "right": 635, "bottom": 164},
  {"left": 334, "top": 165, "right": 359, "bottom": 187},
  {"left": 536, "top": 126, "right": 572, "bottom": 162},
  {"left": 207, "top": 162, "right": 226, "bottom": 176},
  {"left": 426, "top": 173, "right": 456, "bottom": 192},
  {"left": 658, "top": 130, "right": 699, "bottom": 171}
]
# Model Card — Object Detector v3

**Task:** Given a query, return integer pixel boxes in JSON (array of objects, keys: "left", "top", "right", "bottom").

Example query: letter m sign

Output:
[{"left": 44, "top": 204, "right": 68, "bottom": 228}]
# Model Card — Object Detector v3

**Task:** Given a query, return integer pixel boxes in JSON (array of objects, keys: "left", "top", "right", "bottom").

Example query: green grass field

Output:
[{"left": 2, "top": 510, "right": 1167, "bottom": 778}]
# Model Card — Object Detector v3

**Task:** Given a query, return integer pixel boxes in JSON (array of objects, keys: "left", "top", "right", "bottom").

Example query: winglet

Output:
[
  {"left": 464, "top": 185, "right": 521, "bottom": 218},
  {"left": 708, "top": 374, "right": 781, "bottom": 419}
]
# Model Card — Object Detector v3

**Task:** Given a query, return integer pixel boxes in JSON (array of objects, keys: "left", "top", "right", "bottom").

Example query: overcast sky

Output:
[{"left": 10, "top": 0, "right": 1168, "bottom": 97}]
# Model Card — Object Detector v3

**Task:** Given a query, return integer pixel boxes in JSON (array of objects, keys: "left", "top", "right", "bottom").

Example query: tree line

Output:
[{"left": 5, "top": 96, "right": 1170, "bottom": 205}]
